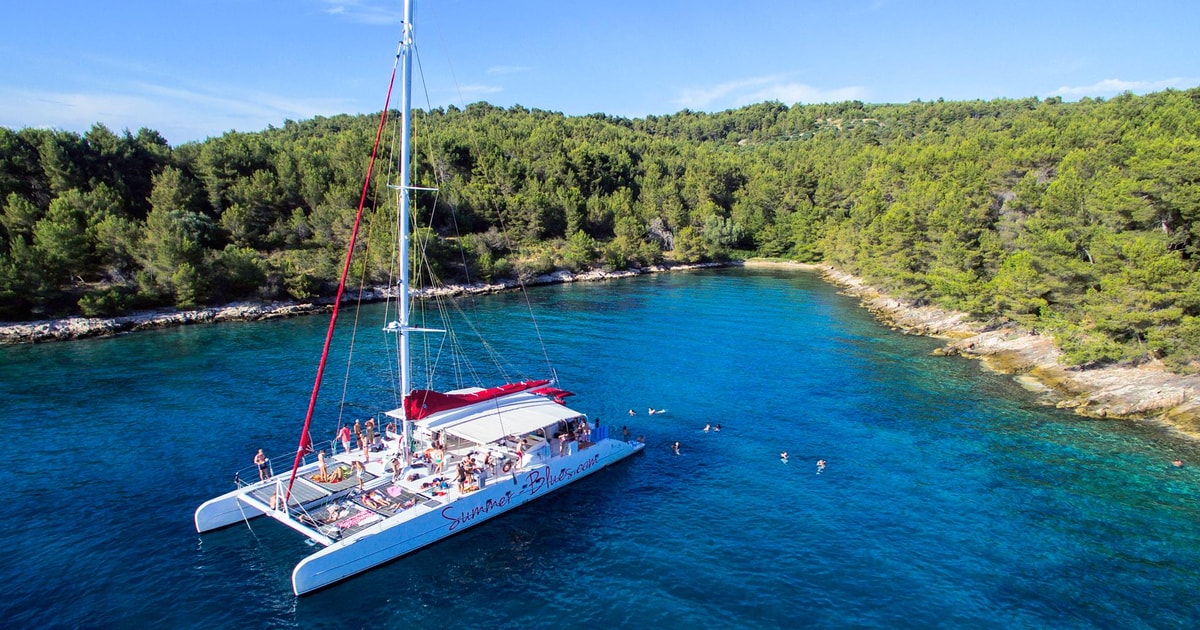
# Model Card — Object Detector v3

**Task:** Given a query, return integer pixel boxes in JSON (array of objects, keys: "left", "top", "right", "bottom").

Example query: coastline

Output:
[
  {"left": 0, "top": 262, "right": 725, "bottom": 345},
  {"left": 744, "top": 259, "right": 1200, "bottom": 441},
  {"left": 6, "top": 258, "right": 1199, "bottom": 440}
]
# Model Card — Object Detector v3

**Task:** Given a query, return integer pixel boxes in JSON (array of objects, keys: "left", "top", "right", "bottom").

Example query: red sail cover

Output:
[
  {"left": 531, "top": 386, "right": 575, "bottom": 404},
  {"left": 404, "top": 379, "right": 551, "bottom": 420}
]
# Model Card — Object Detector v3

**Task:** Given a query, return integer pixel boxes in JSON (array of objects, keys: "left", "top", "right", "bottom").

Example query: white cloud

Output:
[
  {"left": 674, "top": 75, "right": 868, "bottom": 110},
  {"left": 451, "top": 83, "right": 503, "bottom": 101},
  {"left": 0, "top": 81, "right": 356, "bottom": 145},
  {"left": 1052, "top": 77, "right": 1198, "bottom": 98}
]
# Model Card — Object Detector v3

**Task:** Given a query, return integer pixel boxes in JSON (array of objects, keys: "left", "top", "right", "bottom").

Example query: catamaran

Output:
[{"left": 193, "top": 0, "right": 644, "bottom": 596}]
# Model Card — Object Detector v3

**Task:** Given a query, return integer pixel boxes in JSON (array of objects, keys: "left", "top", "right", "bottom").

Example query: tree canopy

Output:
[{"left": 4, "top": 88, "right": 1200, "bottom": 371}]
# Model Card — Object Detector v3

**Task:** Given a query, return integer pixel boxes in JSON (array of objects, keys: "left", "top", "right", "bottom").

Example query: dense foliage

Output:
[{"left": 3, "top": 89, "right": 1200, "bottom": 371}]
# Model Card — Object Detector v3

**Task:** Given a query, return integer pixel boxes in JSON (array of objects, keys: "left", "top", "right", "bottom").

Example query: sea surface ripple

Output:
[{"left": 2, "top": 268, "right": 1199, "bottom": 628}]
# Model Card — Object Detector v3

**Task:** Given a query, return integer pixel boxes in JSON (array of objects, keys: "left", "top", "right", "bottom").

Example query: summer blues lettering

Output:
[
  {"left": 525, "top": 455, "right": 601, "bottom": 496},
  {"left": 441, "top": 491, "right": 514, "bottom": 531},
  {"left": 439, "top": 455, "right": 602, "bottom": 531}
]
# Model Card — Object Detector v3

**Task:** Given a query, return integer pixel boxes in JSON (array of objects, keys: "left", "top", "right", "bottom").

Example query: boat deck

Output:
[
  {"left": 241, "top": 431, "right": 605, "bottom": 542},
  {"left": 247, "top": 436, "right": 463, "bottom": 541}
]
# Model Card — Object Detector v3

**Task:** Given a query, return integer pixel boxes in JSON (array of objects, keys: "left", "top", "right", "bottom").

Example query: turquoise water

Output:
[{"left": 3, "top": 268, "right": 1200, "bottom": 628}]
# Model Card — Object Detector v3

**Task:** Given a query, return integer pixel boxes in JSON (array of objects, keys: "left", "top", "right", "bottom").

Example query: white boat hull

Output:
[
  {"left": 195, "top": 492, "right": 264, "bottom": 532},
  {"left": 292, "top": 438, "right": 641, "bottom": 595}
]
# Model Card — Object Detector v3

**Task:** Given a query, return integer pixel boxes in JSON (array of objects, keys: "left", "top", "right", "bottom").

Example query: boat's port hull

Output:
[{"left": 195, "top": 489, "right": 265, "bottom": 532}]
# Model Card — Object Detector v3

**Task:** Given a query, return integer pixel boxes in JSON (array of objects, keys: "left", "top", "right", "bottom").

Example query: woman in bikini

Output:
[{"left": 316, "top": 450, "right": 328, "bottom": 481}]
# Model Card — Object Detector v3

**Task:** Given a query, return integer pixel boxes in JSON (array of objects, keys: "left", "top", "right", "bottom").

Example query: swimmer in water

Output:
[
  {"left": 703, "top": 424, "right": 710, "bottom": 432},
  {"left": 816, "top": 459, "right": 826, "bottom": 473},
  {"left": 672, "top": 441, "right": 681, "bottom": 455},
  {"left": 780, "top": 451, "right": 789, "bottom": 463}
]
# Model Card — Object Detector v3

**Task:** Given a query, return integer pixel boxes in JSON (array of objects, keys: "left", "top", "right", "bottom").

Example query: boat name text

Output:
[{"left": 525, "top": 455, "right": 601, "bottom": 496}]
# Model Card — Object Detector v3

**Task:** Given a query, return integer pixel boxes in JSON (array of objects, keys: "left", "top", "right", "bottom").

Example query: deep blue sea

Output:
[{"left": 3, "top": 268, "right": 1199, "bottom": 629}]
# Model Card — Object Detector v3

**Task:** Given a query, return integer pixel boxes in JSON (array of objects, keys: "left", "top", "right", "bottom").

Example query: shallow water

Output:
[{"left": 3, "top": 268, "right": 1198, "bottom": 628}]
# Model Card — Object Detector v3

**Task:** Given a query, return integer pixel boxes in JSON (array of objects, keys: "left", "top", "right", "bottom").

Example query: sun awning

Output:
[{"left": 431, "top": 391, "right": 582, "bottom": 445}]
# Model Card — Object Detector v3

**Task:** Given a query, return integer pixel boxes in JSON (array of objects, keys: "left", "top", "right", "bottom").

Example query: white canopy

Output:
[{"left": 391, "top": 391, "right": 582, "bottom": 445}]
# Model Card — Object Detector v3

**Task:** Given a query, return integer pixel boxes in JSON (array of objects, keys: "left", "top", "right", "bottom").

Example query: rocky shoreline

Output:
[
  {"left": 6, "top": 258, "right": 1198, "bottom": 440},
  {"left": 785, "top": 262, "right": 1200, "bottom": 441},
  {"left": 0, "top": 263, "right": 723, "bottom": 345}
]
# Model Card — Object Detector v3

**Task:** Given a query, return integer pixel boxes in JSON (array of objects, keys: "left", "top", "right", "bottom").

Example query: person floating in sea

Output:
[
  {"left": 703, "top": 423, "right": 711, "bottom": 432},
  {"left": 629, "top": 409, "right": 636, "bottom": 416},
  {"left": 648, "top": 408, "right": 666, "bottom": 415},
  {"left": 254, "top": 448, "right": 269, "bottom": 481},
  {"left": 780, "top": 451, "right": 789, "bottom": 463},
  {"left": 713, "top": 424, "right": 721, "bottom": 432},
  {"left": 1173, "top": 459, "right": 1184, "bottom": 468},
  {"left": 816, "top": 459, "right": 826, "bottom": 474},
  {"left": 672, "top": 441, "right": 681, "bottom": 455}
]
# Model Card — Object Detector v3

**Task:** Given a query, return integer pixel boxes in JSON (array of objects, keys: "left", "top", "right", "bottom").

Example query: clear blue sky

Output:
[{"left": 2, "top": 0, "right": 1196, "bottom": 146}]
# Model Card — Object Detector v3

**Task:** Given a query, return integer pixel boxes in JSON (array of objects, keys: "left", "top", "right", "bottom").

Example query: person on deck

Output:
[
  {"left": 390, "top": 456, "right": 403, "bottom": 482},
  {"left": 338, "top": 425, "right": 352, "bottom": 454},
  {"left": 352, "top": 460, "right": 365, "bottom": 491},
  {"left": 317, "top": 450, "right": 328, "bottom": 481},
  {"left": 255, "top": 448, "right": 269, "bottom": 481}
]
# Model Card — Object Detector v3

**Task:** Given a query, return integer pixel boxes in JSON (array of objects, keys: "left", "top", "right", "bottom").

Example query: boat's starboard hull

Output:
[{"left": 292, "top": 437, "right": 643, "bottom": 595}]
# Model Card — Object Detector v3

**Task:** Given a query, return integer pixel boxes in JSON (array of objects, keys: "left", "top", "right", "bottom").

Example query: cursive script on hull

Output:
[
  {"left": 441, "top": 490, "right": 516, "bottom": 532},
  {"left": 524, "top": 454, "right": 601, "bottom": 496},
  {"left": 439, "top": 454, "right": 602, "bottom": 532}
]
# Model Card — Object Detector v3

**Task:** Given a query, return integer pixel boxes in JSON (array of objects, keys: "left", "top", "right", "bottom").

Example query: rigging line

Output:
[
  {"left": 417, "top": 30, "right": 556, "bottom": 384},
  {"left": 407, "top": 45, "right": 489, "bottom": 391},
  {"left": 285, "top": 37, "right": 404, "bottom": 503},
  {"left": 413, "top": 44, "right": 472, "bottom": 291},
  {"left": 334, "top": 138, "right": 392, "bottom": 432},
  {"left": 335, "top": 167, "right": 384, "bottom": 430},
  {"left": 445, "top": 93, "right": 556, "bottom": 381}
]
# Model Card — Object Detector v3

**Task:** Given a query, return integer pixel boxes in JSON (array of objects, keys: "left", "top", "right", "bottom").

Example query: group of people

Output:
[
  {"left": 310, "top": 450, "right": 356, "bottom": 485},
  {"left": 555, "top": 418, "right": 594, "bottom": 454},
  {"left": 455, "top": 452, "right": 489, "bottom": 492}
]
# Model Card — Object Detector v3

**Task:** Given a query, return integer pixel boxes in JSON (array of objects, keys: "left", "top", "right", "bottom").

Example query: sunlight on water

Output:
[{"left": 2, "top": 268, "right": 1199, "bottom": 628}]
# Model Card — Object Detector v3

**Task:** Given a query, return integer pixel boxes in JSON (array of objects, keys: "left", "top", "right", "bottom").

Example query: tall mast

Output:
[{"left": 398, "top": 0, "right": 414, "bottom": 400}]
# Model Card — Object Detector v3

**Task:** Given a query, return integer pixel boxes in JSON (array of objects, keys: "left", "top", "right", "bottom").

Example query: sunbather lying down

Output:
[
  {"left": 360, "top": 490, "right": 390, "bottom": 509},
  {"left": 360, "top": 490, "right": 418, "bottom": 511},
  {"left": 312, "top": 465, "right": 351, "bottom": 484}
]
